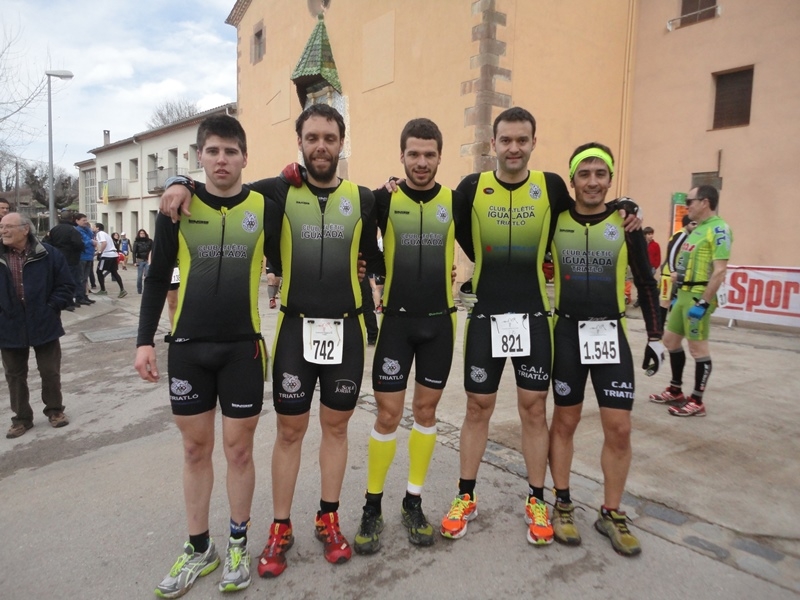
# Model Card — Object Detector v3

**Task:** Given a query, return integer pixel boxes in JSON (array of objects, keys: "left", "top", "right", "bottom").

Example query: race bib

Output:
[
  {"left": 490, "top": 313, "right": 531, "bottom": 358},
  {"left": 578, "top": 319, "right": 620, "bottom": 364},
  {"left": 303, "top": 318, "right": 343, "bottom": 364},
  {"left": 716, "top": 282, "right": 728, "bottom": 307}
]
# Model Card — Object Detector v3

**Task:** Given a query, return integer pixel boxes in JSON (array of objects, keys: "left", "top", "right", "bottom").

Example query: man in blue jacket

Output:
[{"left": 1, "top": 212, "right": 73, "bottom": 439}]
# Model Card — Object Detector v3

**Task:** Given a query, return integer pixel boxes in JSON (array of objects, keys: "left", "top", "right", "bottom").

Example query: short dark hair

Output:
[
  {"left": 681, "top": 214, "right": 691, "bottom": 227},
  {"left": 295, "top": 104, "right": 345, "bottom": 140},
  {"left": 643, "top": 226, "right": 654, "bottom": 235},
  {"left": 96, "top": 223, "right": 105, "bottom": 231},
  {"left": 400, "top": 118, "right": 443, "bottom": 153},
  {"left": 695, "top": 184, "right": 719, "bottom": 211},
  {"left": 0, "top": 198, "right": 11, "bottom": 208},
  {"left": 493, "top": 107, "right": 537, "bottom": 138},
  {"left": 196, "top": 115, "right": 247, "bottom": 154},
  {"left": 74, "top": 213, "right": 87, "bottom": 222}
]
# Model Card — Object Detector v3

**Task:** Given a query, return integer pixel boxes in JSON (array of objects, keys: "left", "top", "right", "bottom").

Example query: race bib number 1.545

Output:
[
  {"left": 303, "top": 318, "right": 343, "bottom": 364},
  {"left": 578, "top": 319, "right": 620, "bottom": 365},
  {"left": 490, "top": 313, "right": 531, "bottom": 358}
]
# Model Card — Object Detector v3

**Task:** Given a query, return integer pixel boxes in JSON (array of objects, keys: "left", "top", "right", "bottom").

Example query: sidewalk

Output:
[{"left": 0, "top": 267, "right": 797, "bottom": 598}]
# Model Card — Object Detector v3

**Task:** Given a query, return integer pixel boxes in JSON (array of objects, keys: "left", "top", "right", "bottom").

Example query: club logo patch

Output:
[
  {"left": 339, "top": 197, "right": 353, "bottom": 216},
  {"left": 282, "top": 373, "right": 301, "bottom": 393},
  {"left": 170, "top": 378, "right": 192, "bottom": 396},
  {"left": 554, "top": 379, "right": 571, "bottom": 396},
  {"left": 604, "top": 223, "right": 619, "bottom": 241},
  {"left": 470, "top": 366, "right": 487, "bottom": 383},
  {"left": 529, "top": 184, "right": 542, "bottom": 200},
  {"left": 436, "top": 204, "right": 449, "bottom": 223},
  {"left": 382, "top": 358, "right": 401, "bottom": 375},
  {"left": 242, "top": 210, "right": 258, "bottom": 233}
]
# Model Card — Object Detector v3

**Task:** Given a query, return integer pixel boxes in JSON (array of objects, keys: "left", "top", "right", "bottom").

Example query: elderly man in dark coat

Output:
[{"left": 1, "top": 213, "right": 74, "bottom": 439}]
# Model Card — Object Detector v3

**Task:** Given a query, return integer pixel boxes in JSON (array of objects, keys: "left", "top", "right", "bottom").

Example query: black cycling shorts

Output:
[
  {"left": 271, "top": 314, "right": 364, "bottom": 415},
  {"left": 167, "top": 340, "right": 267, "bottom": 417},
  {"left": 551, "top": 317, "right": 635, "bottom": 410},
  {"left": 372, "top": 313, "right": 456, "bottom": 392},
  {"left": 463, "top": 312, "right": 552, "bottom": 394}
]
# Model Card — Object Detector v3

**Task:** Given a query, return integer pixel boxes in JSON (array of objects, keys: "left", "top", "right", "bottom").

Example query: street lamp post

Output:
[{"left": 46, "top": 70, "right": 74, "bottom": 227}]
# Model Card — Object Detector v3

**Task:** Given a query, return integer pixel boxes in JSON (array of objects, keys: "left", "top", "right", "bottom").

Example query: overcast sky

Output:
[{"left": 5, "top": 0, "right": 237, "bottom": 172}]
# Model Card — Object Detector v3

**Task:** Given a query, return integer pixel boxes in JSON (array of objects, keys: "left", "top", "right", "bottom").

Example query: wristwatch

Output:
[{"left": 164, "top": 175, "right": 195, "bottom": 194}]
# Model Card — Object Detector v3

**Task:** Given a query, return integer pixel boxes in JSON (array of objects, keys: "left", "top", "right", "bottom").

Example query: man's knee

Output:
[
  {"left": 465, "top": 392, "right": 495, "bottom": 422},
  {"left": 183, "top": 438, "right": 214, "bottom": 466},
  {"left": 551, "top": 407, "right": 581, "bottom": 437}
]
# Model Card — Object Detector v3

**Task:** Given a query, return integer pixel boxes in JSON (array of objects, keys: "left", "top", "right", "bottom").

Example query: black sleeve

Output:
[
  {"left": 372, "top": 187, "right": 391, "bottom": 236},
  {"left": 627, "top": 229, "right": 663, "bottom": 339},
  {"left": 358, "top": 186, "right": 384, "bottom": 276},
  {"left": 136, "top": 213, "right": 179, "bottom": 346},
  {"left": 454, "top": 175, "right": 479, "bottom": 263},
  {"left": 544, "top": 172, "right": 574, "bottom": 251}
]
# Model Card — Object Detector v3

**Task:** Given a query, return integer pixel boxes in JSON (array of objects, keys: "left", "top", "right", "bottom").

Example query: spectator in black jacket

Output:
[
  {"left": 132, "top": 229, "right": 153, "bottom": 294},
  {"left": 47, "top": 210, "right": 87, "bottom": 308}
]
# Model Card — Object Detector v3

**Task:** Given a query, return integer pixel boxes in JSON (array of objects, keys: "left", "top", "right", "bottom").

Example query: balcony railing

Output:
[
  {"left": 98, "top": 178, "right": 129, "bottom": 201},
  {"left": 147, "top": 167, "right": 188, "bottom": 193}
]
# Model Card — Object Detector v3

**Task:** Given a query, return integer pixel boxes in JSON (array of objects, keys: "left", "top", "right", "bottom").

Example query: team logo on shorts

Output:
[
  {"left": 334, "top": 379, "right": 357, "bottom": 395},
  {"left": 554, "top": 379, "right": 571, "bottom": 397},
  {"left": 529, "top": 184, "right": 542, "bottom": 200},
  {"left": 339, "top": 197, "right": 353, "bottom": 216},
  {"left": 470, "top": 366, "right": 487, "bottom": 383},
  {"left": 170, "top": 378, "right": 192, "bottom": 396},
  {"left": 603, "top": 223, "right": 619, "bottom": 241},
  {"left": 282, "top": 373, "right": 301, "bottom": 393},
  {"left": 241, "top": 210, "right": 258, "bottom": 233},
  {"left": 436, "top": 204, "right": 449, "bottom": 223},
  {"left": 382, "top": 358, "right": 401, "bottom": 375}
]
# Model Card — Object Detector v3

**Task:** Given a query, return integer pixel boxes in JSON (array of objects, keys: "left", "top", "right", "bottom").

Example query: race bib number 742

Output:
[{"left": 303, "top": 318, "right": 343, "bottom": 364}]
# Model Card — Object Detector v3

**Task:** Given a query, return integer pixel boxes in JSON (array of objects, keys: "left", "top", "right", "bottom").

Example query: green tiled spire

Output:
[{"left": 291, "top": 14, "right": 342, "bottom": 107}]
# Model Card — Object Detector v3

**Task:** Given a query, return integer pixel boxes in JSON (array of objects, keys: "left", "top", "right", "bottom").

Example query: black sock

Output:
[
  {"left": 693, "top": 357, "right": 712, "bottom": 404},
  {"left": 319, "top": 500, "right": 339, "bottom": 516},
  {"left": 274, "top": 517, "right": 291, "bottom": 526},
  {"left": 528, "top": 485, "right": 544, "bottom": 502},
  {"left": 403, "top": 492, "right": 422, "bottom": 508},
  {"left": 554, "top": 487, "right": 571, "bottom": 504},
  {"left": 189, "top": 530, "right": 210, "bottom": 554},
  {"left": 669, "top": 349, "right": 686, "bottom": 388},
  {"left": 458, "top": 478, "right": 476, "bottom": 497},
  {"left": 364, "top": 491, "right": 383, "bottom": 514},
  {"left": 230, "top": 518, "right": 249, "bottom": 544}
]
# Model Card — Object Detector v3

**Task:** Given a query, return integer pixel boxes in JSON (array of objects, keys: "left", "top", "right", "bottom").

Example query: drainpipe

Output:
[{"left": 132, "top": 135, "right": 144, "bottom": 232}]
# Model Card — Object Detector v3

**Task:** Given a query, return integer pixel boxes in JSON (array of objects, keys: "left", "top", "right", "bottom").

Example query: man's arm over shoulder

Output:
[
  {"left": 358, "top": 186, "right": 384, "bottom": 275},
  {"left": 136, "top": 214, "right": 179, "bottom": 347},
  {"left": 627, "top": 229, "right": 662, "bottom": 338},
  {"left": 454, "top": 176, "right": 479, "bottom": 262}
]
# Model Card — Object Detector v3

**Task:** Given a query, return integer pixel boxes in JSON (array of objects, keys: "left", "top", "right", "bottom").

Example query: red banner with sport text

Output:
[{"left": 715, "top": 266, "right": 800, "bottom": 328}]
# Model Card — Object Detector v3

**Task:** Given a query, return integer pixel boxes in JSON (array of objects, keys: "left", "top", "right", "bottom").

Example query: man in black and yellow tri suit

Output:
[
  {"left": 548, "top": 142, "right": 663, "bottom": 557},
  {"left": 353, "top": 119, "right": 463, "bottom": 554},
  {"left": 160, "top": 104, "right": 381, "bottom": 577},
  {"left": 440, "top": 108, "right": 641, "bottom": 547},
  {"left": 136, "top": 115, "right": 265, "bottom": 596}
]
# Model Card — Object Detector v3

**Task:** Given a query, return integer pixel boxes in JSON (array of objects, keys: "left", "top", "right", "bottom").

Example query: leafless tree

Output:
[
  {"left": 146, "top": 99, "right": 199, "bottom": 130},
  {"left": 0, "top": 25, "right": 47, "bottom": 153},
  {"left": 24, "top": 163, "right": 78, "bottom": 210}
]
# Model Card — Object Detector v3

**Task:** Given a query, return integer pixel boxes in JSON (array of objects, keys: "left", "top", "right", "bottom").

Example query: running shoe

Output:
[
  {"left": 155, "top": 540, "right": 220, "bottom": 599},
  {"left": 269, "top": 297, "right": 277, "bottom": 309},
  {"left": 524, "top": 497, "right": 554, "bottom": 545},
  {"left": 118, "top": 289, "right": 128, "bottom": 298},
  {"left": 401, "top": 496, "right": 435, "bottom": 546},
  {"left": 594, "top": 508, "right": 641, "bottom": 556},
  {"left": 218, "top": 537, "right": 251, "bottom": 592},
  {"left": 668, "top": 400, "right": 706, "bottom": 417},
  {"left": 649, "top": 388, "right": 685, "bottom": 405},
  {"left": 96, "top": 290, "right": 108, "bottom": 295},
  {"left": 257, "top": 522, "right": 294, "bottom": 578},
  {"left": 314, "top": 512, "right": 352, "bottom": 564},
  {"left": 440, "top": 493, "right": 477, "bottom": 539},
  {"left": 353, "top": 506, "right": 384, "bottom": 555},
  {"left": 552, "top": 501, "right": 581, "bottom": 546}
]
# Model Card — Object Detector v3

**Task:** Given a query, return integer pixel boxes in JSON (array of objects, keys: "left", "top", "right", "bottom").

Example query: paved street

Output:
[{"left": 1, "top": 268, "right": 798, "bottom": 599}]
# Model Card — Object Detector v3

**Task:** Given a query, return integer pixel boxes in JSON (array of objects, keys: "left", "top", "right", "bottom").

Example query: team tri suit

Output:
[
  {"left": 254, "top": 175, "right": 379, "bottom": 416},
  {"left": 372, "top": 182, "right": 461, "bottom": 393},
  {"left": 454, "top": 170, "right": 572, "bottom": 394},
  {"left": 136, "top": 186, "right": 268, "bottom": 418},
  {"left": 550, "top": 206, "right": 662, "bottom": 411},
  {"left": 670, "top": 215, "right": 732, "bottom": 341}
]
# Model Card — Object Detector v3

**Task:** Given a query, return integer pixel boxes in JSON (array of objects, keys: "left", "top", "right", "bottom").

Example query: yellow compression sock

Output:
[
  {"left": 367, "top": 428, "right": 397, "bottom": 495},
  {"left": 407, "top": 422, "right": 437, "bottom": 494}
]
